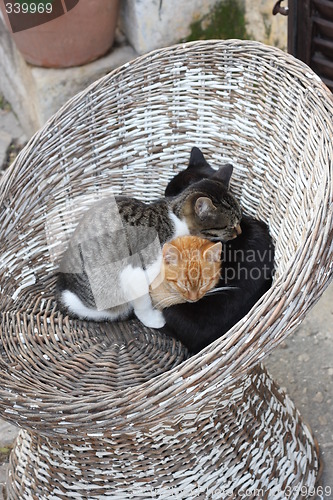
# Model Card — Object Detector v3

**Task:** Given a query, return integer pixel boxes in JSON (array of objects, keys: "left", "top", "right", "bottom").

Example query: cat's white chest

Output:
[
  {"left": 120, "top": 255, "right": 162, "bottom": 297},
  {"left": 169, "top": 211, "right": 190, "bottom": 238}
]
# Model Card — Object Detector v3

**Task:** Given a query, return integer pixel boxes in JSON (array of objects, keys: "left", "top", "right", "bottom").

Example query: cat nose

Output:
[
  {"left": 229, "top": 223, "right": 242, "bottom": 240},
  {"left": 234, "top": 224, "right": 242, "bottom": 236},
  {"left": 188, "top": 290, "right": 199, "bottom": 302}
]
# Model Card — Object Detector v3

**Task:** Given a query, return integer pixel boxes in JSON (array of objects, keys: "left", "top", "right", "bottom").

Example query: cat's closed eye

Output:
[{"left": 150, "top": 235, "right": 222, "bottom": 308}]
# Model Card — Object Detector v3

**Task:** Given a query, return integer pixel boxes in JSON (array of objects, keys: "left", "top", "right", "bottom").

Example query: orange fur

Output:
[{"left": 150, "top": 236, "right": 222, "bottom": 310}]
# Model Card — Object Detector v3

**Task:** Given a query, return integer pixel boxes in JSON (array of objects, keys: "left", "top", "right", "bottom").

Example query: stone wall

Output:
[
  {"left": 0, "top": 0, "right": 287, "bottom": 137},
  {"left": 245, "top": 0, "right": 287, "bottom": 50},
  {"left": 120, "top": 0, "right": 288, "bottom": 55}
]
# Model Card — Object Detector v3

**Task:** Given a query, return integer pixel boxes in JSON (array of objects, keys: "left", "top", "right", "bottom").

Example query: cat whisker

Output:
[
  {"left": 205, "top": 286, "right": 239, "bottom": 295},
  {"left": 153, "top": 293, "right": 182, "bottom": 310},
  {"left": 151, "top": 297, "right": 165, "bottom": 310}
]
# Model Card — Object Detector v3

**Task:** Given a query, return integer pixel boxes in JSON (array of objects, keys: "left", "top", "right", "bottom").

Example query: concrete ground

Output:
[
  {"left": 266, "top": 283, "right": 333, "bottom": 497},
  {"left": 0, "top": 101, "right": 332, "bottom": 498}
]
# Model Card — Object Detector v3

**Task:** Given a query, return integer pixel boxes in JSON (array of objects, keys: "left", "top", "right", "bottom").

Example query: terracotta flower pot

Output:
[{"left": 0, "top": 0, "right": 120, "bottom": 68}]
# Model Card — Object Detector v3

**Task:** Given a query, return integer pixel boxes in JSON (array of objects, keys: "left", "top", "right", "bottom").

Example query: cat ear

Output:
[
  {"left": 203, "top": 242, "right": 222, "bottom": 262},
  {"left": 189, "top": 147, "right": 209, "bottom": 169},
  {"left": 194, "top": 197, "right": 216, "bottom": 219},
  {"left": 162, "top": 243, "right": 180, "bottom": 265},
  {"left": 211, "top": 164, "right": 233, "bottom": 188}
]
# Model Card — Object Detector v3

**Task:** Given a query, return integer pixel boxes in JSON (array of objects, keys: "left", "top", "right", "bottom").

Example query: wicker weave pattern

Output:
[
  {"left": 6, "top": 365, "right": 318, "bottom": 499},
  {"left": 0, "top": 40, "right": 332, "bottom": 496}
]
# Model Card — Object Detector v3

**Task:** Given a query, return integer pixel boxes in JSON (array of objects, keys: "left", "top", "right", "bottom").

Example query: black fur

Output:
[
  {"left": 162, "top": 147, "right": 275, "bottom": 353},
  {"left": 166, "top": 146, "right": 234, "bottom": 197}
]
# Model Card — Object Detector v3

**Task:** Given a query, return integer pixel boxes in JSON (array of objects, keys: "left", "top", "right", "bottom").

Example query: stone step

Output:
[
  {"left": 0, "top": 419, "right": 19, "bottom": 496},
  {"left": 0, "top": 1, "right": 287, "bottom": 139},
  {"left": 0, "top": 17, "right": 136, "bottom": 138},
  {"left": 0, "top": 106, "right": 27, "bottom": 170}
]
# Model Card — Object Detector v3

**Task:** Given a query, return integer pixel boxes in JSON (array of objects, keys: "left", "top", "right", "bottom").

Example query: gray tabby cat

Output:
[{"left": 56, "top": 149, "right": 242, "bottom": 328}]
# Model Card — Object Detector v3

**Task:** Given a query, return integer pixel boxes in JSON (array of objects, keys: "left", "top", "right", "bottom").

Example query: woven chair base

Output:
[
  {"left": 1, "top": 39, "right": 331, "bottom": 499},
  {"left": 4, "top": 364, "right": 319, "bottom": 500}
]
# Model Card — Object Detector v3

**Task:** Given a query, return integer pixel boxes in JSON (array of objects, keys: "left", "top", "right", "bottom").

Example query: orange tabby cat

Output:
[{"left": 150, "top": 235, "right": 222, "bottom": 310}]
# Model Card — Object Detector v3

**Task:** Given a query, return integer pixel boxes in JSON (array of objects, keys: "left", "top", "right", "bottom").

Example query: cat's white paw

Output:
[{"left": 135, "top": 308, "right": 166, "bottom": 329}]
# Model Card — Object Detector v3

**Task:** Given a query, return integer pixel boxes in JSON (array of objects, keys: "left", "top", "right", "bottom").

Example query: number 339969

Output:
[{"left": 5, "top": 3, "right": 53, "bottom": 14}]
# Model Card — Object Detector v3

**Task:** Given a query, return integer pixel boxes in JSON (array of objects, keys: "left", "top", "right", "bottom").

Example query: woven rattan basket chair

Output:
[{"left": 1, "top": 40, "right": 332, "bottom": 499}]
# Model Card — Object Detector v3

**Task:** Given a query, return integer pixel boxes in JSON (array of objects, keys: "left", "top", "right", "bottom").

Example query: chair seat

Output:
[{"left": 0, "top": 39, "right": 332, "bottom": 496}]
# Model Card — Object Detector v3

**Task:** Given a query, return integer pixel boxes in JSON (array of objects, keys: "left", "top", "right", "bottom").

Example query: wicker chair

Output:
[{"left": 1, "top": 40, "right": 332, "bottom": 498}]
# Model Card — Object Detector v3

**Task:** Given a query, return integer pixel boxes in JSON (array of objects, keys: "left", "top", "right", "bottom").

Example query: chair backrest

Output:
[{"left": 0, "top": 40, "right": 332, "bottom": 433}]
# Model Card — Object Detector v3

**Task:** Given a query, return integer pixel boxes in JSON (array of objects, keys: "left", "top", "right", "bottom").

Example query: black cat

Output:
[
  {"left": 165, "top": 146, "right": 227, "bottom": 197},
  {"left": 162, "top": 147, "right": 275, "bottom": 353}
]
